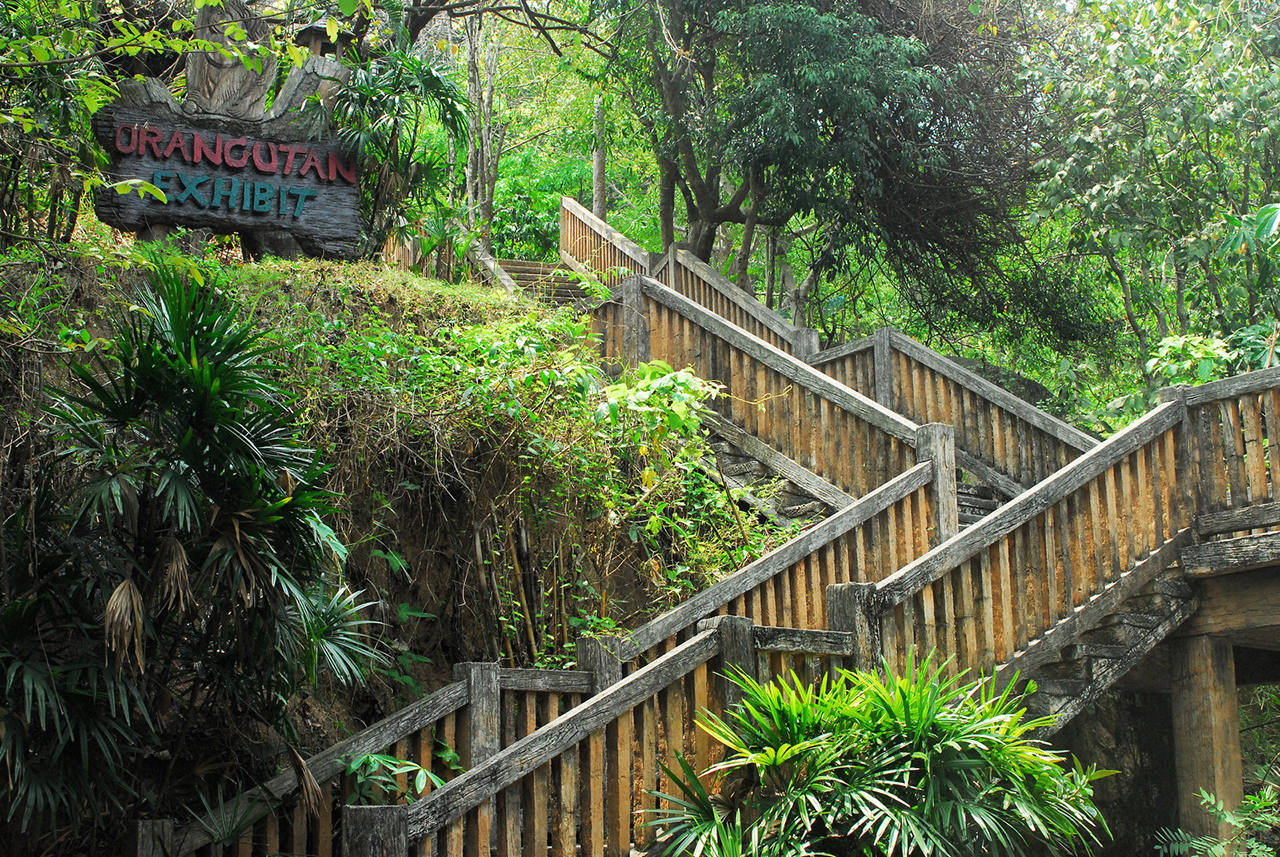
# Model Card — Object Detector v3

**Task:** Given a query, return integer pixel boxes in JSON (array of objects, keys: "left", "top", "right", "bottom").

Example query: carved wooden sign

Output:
[{"left": 92, "top": 105, "right": 363, "bottom": 258}]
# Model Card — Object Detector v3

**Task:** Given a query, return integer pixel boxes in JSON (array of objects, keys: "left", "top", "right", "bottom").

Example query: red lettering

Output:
[
  {"left": 298, "top": 149, "right": 324, "bottom": 179},
  {"left": 114, "top": 124, "right": 138, "bottom": 155},
  {"left": 192, "top": 133, "right": 223, "bottom": 166},
  {"left": 278, "top": 144, "right": 305, "bottom": 176},
  {"left": 251, "top": 141, "right": 279, "bottom": 175},
  {"left": 224, "top": 137, "right": 250, "bottom": 168},
  {"left": 328, "top": 152, "right": 357, "bottom": 184},
  {"left": 140, "top": 125, "right": 164, "bottom": 158},
  {"left": 163, "top": 130, "right": 191, "bottom": 162}
]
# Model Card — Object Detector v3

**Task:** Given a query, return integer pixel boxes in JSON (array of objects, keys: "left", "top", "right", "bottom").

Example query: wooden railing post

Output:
[
  {"left": 915, "top": 422, "right": 959, "bottom": 545},
  {"left": 342, "top": 804, "right": 408, "bottom": 857},
  {"left": 872, "top": 327, "right": 894, "bottom": 408},
  {"left": 698, "top": 615, "right": 756, "bottom": 709},
  {"left": 791, "top": 327, "right": 822, "bottom": 361},
  {"left": 826, "top": 582, "right": 882, "bottom": 673},
  {"left": 579, "top": 635, "right": 626, "bottom": 693},
  {"left": 618, "top": 275, "right": 651, "bottom": 366},
  {"left": 454, "top": 662, "right": 499, "bottom": 857},
  {"left": 1158, "top": 384, "right": 1197, "bottom": 528},
  {"left": 133, "top": 819, "right": 174, "bottom": 857}
]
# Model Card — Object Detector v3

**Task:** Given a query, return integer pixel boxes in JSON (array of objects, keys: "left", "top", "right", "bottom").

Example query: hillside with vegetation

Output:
[{"left": 5, "top": 0, "right": 1280, "bottom": 854}]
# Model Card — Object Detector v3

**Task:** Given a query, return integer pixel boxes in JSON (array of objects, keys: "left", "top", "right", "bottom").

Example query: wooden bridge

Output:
[{"left": 142, "top": 199, "right": 1280, "bottom": 857}]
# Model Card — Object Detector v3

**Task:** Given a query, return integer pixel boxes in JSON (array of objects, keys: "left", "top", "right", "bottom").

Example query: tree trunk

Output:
[
  {"left": 592, "top": 96, "right": 607, "bottom": 219},
  {"left": 659, "top": 157, "right": 676, "bottom": 249}
]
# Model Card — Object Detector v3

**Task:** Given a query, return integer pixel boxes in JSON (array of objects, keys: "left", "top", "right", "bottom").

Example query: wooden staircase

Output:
[
  {"left": 497, "top": 259, "right": 594, "bottom": 305},
  {"left": 161, "top": 203, "right": 1280, "bottom": 857}
]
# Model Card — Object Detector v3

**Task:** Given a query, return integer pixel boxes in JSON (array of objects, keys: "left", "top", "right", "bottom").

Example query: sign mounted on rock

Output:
[{"left": 93, "top": 105, "right": 363, "bottom": 258}]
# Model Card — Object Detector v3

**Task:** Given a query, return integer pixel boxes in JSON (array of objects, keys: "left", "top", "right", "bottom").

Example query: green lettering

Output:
[
  {"left": 291, "top": 187, "right": 317, "bottom": 217},
  {"left": 253, "top": 182, "right": 274, "bottom": 213},
  {"left": 174, "top": 172, "right": 210, "bottom": 208},
  {"left": 150, "top": 170, "right": 173, "bottom": 203}
]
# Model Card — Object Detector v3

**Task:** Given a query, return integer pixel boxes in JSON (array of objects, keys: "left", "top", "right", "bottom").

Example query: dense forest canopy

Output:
[{"left": 6, "top": 0, "right": 1280, "bottom": 853}]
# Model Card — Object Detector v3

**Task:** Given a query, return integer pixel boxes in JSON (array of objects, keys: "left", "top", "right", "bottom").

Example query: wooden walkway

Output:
[{"left": 145, "top": 199, "right": 1280, "bottom": 857}]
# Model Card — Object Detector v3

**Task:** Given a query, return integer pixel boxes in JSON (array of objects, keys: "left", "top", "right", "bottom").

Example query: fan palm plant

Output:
[
  {"left": 1, "top": 254, "right": 381, "bottom": 850},
  {"left": 650, "top": 655, "right": 1110, "bottom": 857}
]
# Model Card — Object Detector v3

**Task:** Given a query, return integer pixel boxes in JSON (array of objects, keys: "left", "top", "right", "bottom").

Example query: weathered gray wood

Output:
[
  {"left": 561, "top": 196, "right": 651, "bottom": 270},
  {"left": 993, "top": 530, "right": 1190, "bottom": 687},
  {"left": 174, "top": 680, "right": 467, "bottom": 851},
  {"left": 342, "top": 804, "right": 409, "bottom": 857},
  {"left": 405, "top": 629, "right": 720, "bottom": 840},
  {"left": 1182, "top": 530, "right": 1280, "bottom": 577},
  {"left": 667, "top": 247, "right": 812, "bottom": 355},
  {"left": 876, "top": 400, "right": 1185, "bottom": 607},
  {"left": 1182, "top": 366, "right": 1280, "bottom": 405},
  {"left": 456, "top": 663, "right": 500, "bottom": 764},
  {"left": 620, "top": 275, "right": 652, "bottom": 364},
  {"left": 705, "top": 413, "right": 856, "bottom": 511},
  {"left": 1037, "top": 593, "right": 1198, "bottom": 738},
  {"left": 637, "top": 277, "right": 920, "bottom": 443},
  {"left": 954, "top": 449, "right": 1026, "bottom": 500},
  {"left": 92, "top": 103, "right": 362, "bottom": 258},
  {"left": 826, "top": 583, "right": 881, "bottom": 672},
  {"left": 916, "top": 423, "right": 959, "bottom": 544},
  {"left": 625, "top": 461, "right": 933, "bottom": 655},
  {"left": 498, "top": 669, "right": 594, "bottom": 693},
  {"left": 134, "top": 819, "right": 174, "bottom": 857},
  {"left": 806, "top": 335, "right": 875, "bottom": 367},
  {"left": 887, "top": 329, "right": 1098, "bottom": 453},
  {"left": 700, "top": 615, "right": 756, "bottom": 707},
  {"left": 471, "top": 242, "right": 518, "bottom": 294},
  {"left": 751, "top": 626, "right": 857, "bottom": 656},
  {"left": 578, "top": 636, "right": 626, "bottom": 693},
  {"left": 873, "top": 327, "right": 894, "bottom": 408},
  {"left": 1196, "top": 501, "right": 1280, "bottom": 536}
]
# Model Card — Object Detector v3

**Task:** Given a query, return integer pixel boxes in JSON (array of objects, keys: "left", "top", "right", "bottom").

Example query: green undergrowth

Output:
[{"left": 2, "top": 236, "right": 796, "bottom": 737}]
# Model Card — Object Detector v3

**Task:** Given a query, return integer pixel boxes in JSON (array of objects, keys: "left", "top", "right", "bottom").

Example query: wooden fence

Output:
[
  {"left": 558, "top": 197, "right": 653, "bottom": 289},
  {"left": 141, "top": 667, "right": 592, "bottom": 857},
  {"left": 810, "top": 328, "right": 1098, "bottom": 494},
  {"left": 396, "top": 617, "right": 860, "bottom": 857},
  {"left": 847, "top": 398, "right": 1193, "bottom": 684},
  {"left": 657, "top": 247, "right": 818, "bottom": 358},
  {"left": 604, "top": 276, "right": 922, "bottom": 499}
]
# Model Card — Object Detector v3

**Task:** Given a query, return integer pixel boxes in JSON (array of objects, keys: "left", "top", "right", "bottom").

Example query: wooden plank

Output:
[
  {"left": 1182, "top": 530, "right": 1280, "bottom": 577},
  {"left": 1242, "top": 393, "right": 1267, "bottom": 508},
  {"left": 626, "top": 463, "right": 932, "bottom": 653},
  {"left": 1179, "top": 565, "right": 1280, "bottom": 636},
  {"left": 1197, "top": 500, "right": 1280, "bottom": 536},
  {"left": 875, "top": 401, "right": 1184, "bottom": 607},
  {"left": 523, "top": 696, "right": 549, "bottom": 857},
  {"left": 751, "top": 626, "right": 857, "bottom": 655},
  {"left": 407, "top": 631, "right": 719, "bottom": 839},
  {"left": 1181, "top": 365, "right": 1280, "bottom": 405},
  {"left": 498, "top": 669, "right": 594, "bottom": 694},
  {"left": 641, "top": 280, "right": 919, "bottom": 443},
  {"left": 886, "top": 329, "right": 1097, "bottom": 452},
  {"left": 993, "top": 530, "right": 1189, "bottom": 684},
  {"left": 559, "top": 196, "right": 650, "bottom": 270},
  {"left": 705, "top": 413, "right": 853, "bottom": 510},
  {"left": 176, "top": 681, "right": 469, "bottom": 851},
  {"left": 581, "top": 731, "right": 604, "bottom": 857},
  {"left": 553, "top": 747, "right": 578, "bottom": 857}
]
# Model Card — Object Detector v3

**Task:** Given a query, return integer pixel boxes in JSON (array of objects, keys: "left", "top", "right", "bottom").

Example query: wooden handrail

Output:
[
  {"left": 624, "top": 461, "right": 934, "bottom": 657},
  {"left": 874, "top": 400, "right": 1184, "bottom": 608},
  {"left": 1181, "top": 366, "right": 1280, "bottom": 405},
  {"left": 660, "top": 246, "right": 818, "bottom": 357},
  {"left": 406, "top": 628, "right": 720, "bottom": 839},
  {"left": 173, "top": 679, "right": 469, "bottom": 853},
  {"left": 560, "top": 196, "right": 651, "bottom": 273},
  {"left": 639, "top": 279, "right": 918, "bottom": 445}
]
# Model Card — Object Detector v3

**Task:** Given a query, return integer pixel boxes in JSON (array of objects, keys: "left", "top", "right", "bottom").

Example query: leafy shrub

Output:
[
  {"left": 0, "top": 257, "right": 380, "bottom": 851},
  {"left": 652, "top": 656, "right": 1110, "bottom": 857}
]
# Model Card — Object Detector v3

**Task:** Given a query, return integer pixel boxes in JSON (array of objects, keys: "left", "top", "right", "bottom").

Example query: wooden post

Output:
[
  {"left": 791, "top": 327, "right": 822, "bottom": 362},
  {"left": 873, "top": 327, "right": 894, "bottom": 408},
  {"left": 1158, "top": 384, "right": 1196, "bottom": 528},
  {"left": 133, "top": 819, "right": 174, "bottom": 857},
  {"left": 454, "top": 662, "right": 501, "bottom": 764},
  {"left": 697, "top": 615, "right": 756, "bottom": 709},
  {"left": 579, "top": 636, "right": 625, "bottom": 694},
  {"left": 618, "top": 275, "right": 652, "bottom": 366},
  {"left": 1170, "top": 635, "right": 1243, "bottom": 843},
  {"left": 341, "top": 804, "right": 408, "bottom": 857},
  {"left": 826, "top": 582, "right": 881, "bottom": 673},
  {"left": 454, "top": 662, "right": 499, "bottom": 857},
  {"left": 916, "top": 423, "right": 959, "bottom": 545}
]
